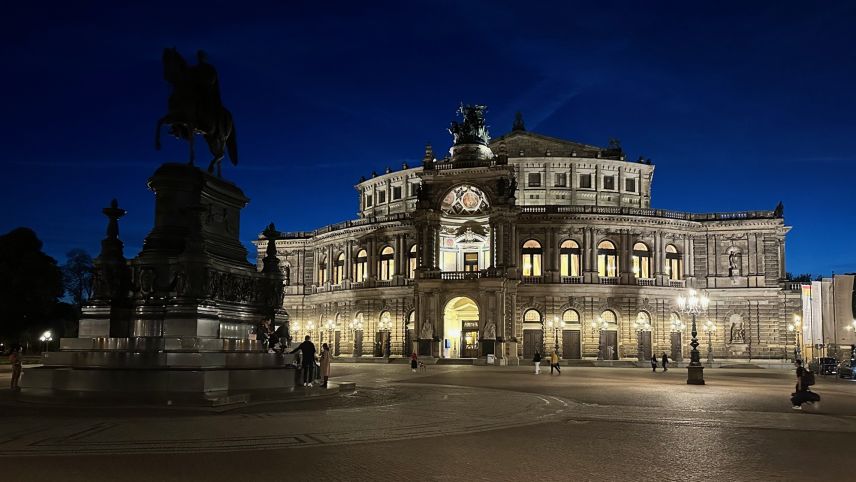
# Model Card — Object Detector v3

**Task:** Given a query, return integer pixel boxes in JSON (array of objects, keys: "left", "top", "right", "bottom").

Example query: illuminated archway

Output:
[{"left": 443, "top": 296, "right": 480, "bottom": 358}]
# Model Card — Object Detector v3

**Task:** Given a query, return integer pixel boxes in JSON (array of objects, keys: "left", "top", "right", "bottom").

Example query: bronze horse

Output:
[{"left": 155, "top": 48, "right": 238, "bottom": 176}]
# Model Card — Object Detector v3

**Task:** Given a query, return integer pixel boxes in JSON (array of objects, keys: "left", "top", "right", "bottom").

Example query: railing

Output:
[
  {"left": 440, "top": 271, "right": 482, "bottom": 280},
  {"left": 599, "top": 277, "right": 619, "bottom": 285},
  {"left": 561, "top": 276, "right": 583, "bottom": 284},
  {"left": 521, "top": 276, "right": 543, "bottom": 284},
  {"left": 783, "top": 281, "right": 805, "bottom": 291},
  {"left": 668, "top": 280, "right": 686, "bottom": 288},
  {"left": 519, "top": 205, "right": 779, "bottom": 221},
  {"left": 375, "top": 279, "right": 393, "bottom": 287},
  {"left": 636, "top": 278, "right": 656, "bottom": 286}
]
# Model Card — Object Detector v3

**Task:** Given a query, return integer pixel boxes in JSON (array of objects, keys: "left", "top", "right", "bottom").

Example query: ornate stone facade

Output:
[{"left": 256, "top": 110, "right": 799, "bottom": 361}]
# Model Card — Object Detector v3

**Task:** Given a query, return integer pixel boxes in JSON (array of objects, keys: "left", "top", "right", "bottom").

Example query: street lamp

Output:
[
  {"left": 306, "top": 320, "right": 316, "bottom": 341},
  {"left": 325, "top": 319, "right": 336, "bottom": 353},
  {"left": 702, "top": 319, "right": 716, "bottom": 365},
  {"left": 633, "top": 314, "right": 652, "bottom": 362},
  {"left": 676, "top": 288, "right": 710, "bottom": 385},
  {"left": 546, "top": 317, "right": 566, "bottom": 354},
  {"left": 39, "top": 330, "right": 53, "bottom": 353},
  {"left": 590, "top": 316, "right": 610, "bottom": 360},
  {"left": 378, "top": 315, "right": 393, "bottom": 357},
  {"left": 789, "top": 315, "right": 802, "bottom": 361}
]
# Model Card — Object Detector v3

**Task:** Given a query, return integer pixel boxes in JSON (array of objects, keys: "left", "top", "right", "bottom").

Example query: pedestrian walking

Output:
[
  {"left": 550, "top": 350, "right": 561, "bottom": 375},
  {"left": 661, "top": 352, "right": 669, "bottom": 372},
  {"left": 9, "top": 345, "right": 22, "bottom": 390},
  {"left": 651, "top": 356, "right": 658, "bottom": 372},
  {"left": 289, "top": 335, "right": 318, "bottom": 387},
  {"left": 410, "top": 352, "right": 418, "bottom": 373},
  {"left": 319, "top": 343, "right": 332, "bottom": 388},
  {"left": 533, "top": 351, "right": 542, "bottom": 375}
]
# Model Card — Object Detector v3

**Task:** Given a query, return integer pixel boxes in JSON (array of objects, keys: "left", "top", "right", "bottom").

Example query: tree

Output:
[
  {"left": 62, "top": 248, "right": 94, "bottom": 310},
  {"left": 786, "top": 273, "right": 813, "bottom": 282},
  {"left": 0, "top": 228, "right": 63, "bottom": 341}
]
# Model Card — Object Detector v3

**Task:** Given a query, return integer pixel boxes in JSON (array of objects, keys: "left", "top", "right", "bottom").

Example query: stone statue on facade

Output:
[
  {"left": 420, "top": 320, "right": 433, "bottom": 339},
  {"left": 728, "top": 250, "right": 741, "bottom": 277},
  {"left": 156, "top": 48, "right": 238, "bottom": 176},
  {"left": 729, "top": 317, "right": 746, "bottom": 344},
  {"left": 484, "top": 322, "right": 496, "bottom": 340},
  {"left": 448, "top": 104, "right": 490, "bottom": 146}
]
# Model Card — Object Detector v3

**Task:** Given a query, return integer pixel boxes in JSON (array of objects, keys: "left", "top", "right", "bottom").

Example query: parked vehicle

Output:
[
  {"left": 810, "top": 357, "right": 838, "bottom": 375},
  {"left": 837, "top": 360, "right": 856, "bottom": 379}
]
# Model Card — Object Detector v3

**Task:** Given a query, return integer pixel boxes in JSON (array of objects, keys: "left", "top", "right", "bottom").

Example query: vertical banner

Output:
[
  {"left": 801, "top": 284, "right": 813, "bottom": 346},
  {"left": 811, "top": 281, "right": 824, "bottom": 345}
]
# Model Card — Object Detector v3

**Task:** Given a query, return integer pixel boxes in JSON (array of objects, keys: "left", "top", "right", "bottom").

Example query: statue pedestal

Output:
[{"left": 21, "top": 164, "right": 295, "bottom": 404}]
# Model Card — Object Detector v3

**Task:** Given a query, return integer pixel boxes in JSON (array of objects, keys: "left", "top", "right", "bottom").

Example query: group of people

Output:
[
  {"left": 532, "top": 351, "right": 562, "bottom": 375},
  {"left": 651, "top": 353, "right": 670, "bottom": 372},
  {"left": 289, "top": 335, "right": 332, "bottom": 388}
]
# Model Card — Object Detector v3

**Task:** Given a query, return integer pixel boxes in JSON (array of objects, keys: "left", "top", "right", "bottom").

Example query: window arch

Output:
[
  {"left": 560, "top": 240, "right": 581, "bottom": 277},
  {"left": 408, "top": 244, "right": 417, "bottom": 279},
  {"left": 318, "top": 255, "right": 327, "bottom": 284},
  {"left": 665, "top": 244, "right": 682, "bottom": 281},
  {"left": 378, "top": 310, "right": 392, "bottom": 331},
  {"left": 354, "top": 249, "right": 368, "bottom": 282},
  {"left": 670, "top": 312, "right": 684, "bottom": 331},
  {"left": 600, "top": 309, "right": 618, "bottom": 326},
  {"left": 522, "top": 240, "right": 543, "bottom": 277},
  {"left": 333, "top": 252, "right": 345, "bottom": 284},
  {"left": 379, "top": 246, "right": 395, "bottom": 281},
  {"left": 597, "top": 240, "right": 618, "bottom": 277},
  {"left": 524, "top": 309, "right": 542, "bottom": 323},
  {"left": 562, "top": 309, "right": 581, "bottom": 324},
  {"left": 632, "top": 242, "right": 651, "bottom": 279}
]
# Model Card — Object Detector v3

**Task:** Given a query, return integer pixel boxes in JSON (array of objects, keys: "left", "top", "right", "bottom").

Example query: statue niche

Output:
[{"left": 727, "top": 248, "right": 742, "bottom": 277}]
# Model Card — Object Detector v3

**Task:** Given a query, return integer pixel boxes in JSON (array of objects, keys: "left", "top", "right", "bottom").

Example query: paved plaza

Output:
[{"left": 2, "top": 364, "right": 855, "bottom": 480}]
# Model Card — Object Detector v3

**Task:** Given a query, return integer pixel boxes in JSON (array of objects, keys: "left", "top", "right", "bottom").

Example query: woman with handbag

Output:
[{"left": 319, "top": 343, "right": 332, "bottom": 388}]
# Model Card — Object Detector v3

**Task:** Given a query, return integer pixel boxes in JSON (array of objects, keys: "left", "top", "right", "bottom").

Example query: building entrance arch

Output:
[{"left": 443, "top": 296, "right": 480, "bottom": 358}]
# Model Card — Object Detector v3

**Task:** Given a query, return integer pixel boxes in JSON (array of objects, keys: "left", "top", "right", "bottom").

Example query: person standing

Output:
[
  {"left": 533, "top": 351, "right": 542, "bottom": 375},
  {"left": 651, "top": 355, "right": 658, "bottom": 372},
  {"left": 550, "top": 350, "right": 561, "bottom": 375},
  {"left": 289, "top": 335, "right": 317, "bottom": 387},
  {"left": 9, "top": 345, "right": 22, "bottom": 390},
  {"left": 319, "top": 343, "right": 332, "bottom": 388},
  {"left": 661, "top": 352, "right": 669, "bottom": 372},
  {"left": 410, "top": 352, "right": 418, "bottom": 373}
]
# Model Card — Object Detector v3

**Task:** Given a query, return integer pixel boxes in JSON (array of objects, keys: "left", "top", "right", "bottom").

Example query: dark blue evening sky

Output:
[{"left": 1, "top": 1, "right": 854, "bottom": 275}]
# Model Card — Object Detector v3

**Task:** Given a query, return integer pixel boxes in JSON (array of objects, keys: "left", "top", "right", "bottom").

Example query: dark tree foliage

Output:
[
  {"left": 0, "top": 228, "right": 63, "bottom": 340},
  {"left": 786, "top": 273, "right": 813, "bottom": 282},
  {"left": 62, "top": 248, "right": 94, "bottom": 311}
]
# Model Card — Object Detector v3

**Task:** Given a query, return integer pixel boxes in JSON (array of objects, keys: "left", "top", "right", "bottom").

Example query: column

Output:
[
  {"left": 683, "top": 235, "right": 691, "bottom": 279},
  {"left": 344, "top": 240, "right": 353, "bottom": 281},
  {"left": 327, "top": 244, "right": 334, "bottom": 284}
]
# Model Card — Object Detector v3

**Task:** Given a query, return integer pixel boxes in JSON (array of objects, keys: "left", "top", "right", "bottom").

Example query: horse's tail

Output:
[{"left": 226, "top": 111, "right": 238, "bottom": 166}]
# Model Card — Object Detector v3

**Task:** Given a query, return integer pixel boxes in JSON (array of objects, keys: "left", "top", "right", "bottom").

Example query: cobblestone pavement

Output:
[{"left": 3, "top": 365, "right": 855, "bottom": 480}]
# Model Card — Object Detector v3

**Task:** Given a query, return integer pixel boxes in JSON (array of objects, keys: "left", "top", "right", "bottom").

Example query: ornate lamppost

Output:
[
  {"left": 590, "top": 316, "right": 609, "bottom": 360},
  {"left": 702, "top": 319, "right": 716, "bottom": 365},
  {"left": 39, "top": 330, "right": 53, "bottom": 353},
  {"left": 349, "top": 317, "right": 364, "bottom": 356},
  {"left": 676, "top": 289, "right": 710, "bottom": 385},
  {"left": 546, "top": 317, "right": 566, "bottom": 354},
  {"left": 325, "top": 319, "right": 336, "bottom": 353},
  {"left": 306, "top": 320, "right": 316, "bottom": 342},
  {"left": 789, "top": 315, "right": 802, "bottom": 361},
  {"left": 378, "top": 315, "right": 393, "bottom": 357},
  {"left": 633, "top": 314, "right": 652, "bottom": 362}
]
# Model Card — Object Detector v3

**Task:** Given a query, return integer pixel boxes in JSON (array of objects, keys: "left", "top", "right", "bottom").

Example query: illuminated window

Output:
[
  {"left": 354, "top": 249, "right": 368, "bottom": 281},
  {"left": 632, "top": 242, "right": 651, "bottom": 278},
  {"left": 666, "top": 244, "right": 682, "bottom": 280},
  {"left": 600, "top": 309, "right": 617, "bottom": 325},
  {"left": 521, "top": 240, "right": 543, "bottom": 277},
  {"left": 597, "top": 240, "right": 618, "bottom": 277},
  {"left": 562, "top": 309, "right": 580, "bottom": 324},
  {"left": 334, "top": 252, "right": 345, "bottom": 284},
  {"left": 524, "top": 309, "right": 542, "bottom": 323},
  {"left": 560, "top": 240, "right": 581, "bottom": 277},
  {"left": 379, "top": 246, "right": 395, "bottom": 281},
  {"left": 408, "top": 244, "right": 417, "bottom": 278},
  {"left": 464, "top": 252, "right": 479, "bottom": 272}
]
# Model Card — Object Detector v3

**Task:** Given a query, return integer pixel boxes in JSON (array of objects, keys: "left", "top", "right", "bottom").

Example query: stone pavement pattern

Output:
[{"left": 2, "top": 365, "right": 855, "bottom": 480}]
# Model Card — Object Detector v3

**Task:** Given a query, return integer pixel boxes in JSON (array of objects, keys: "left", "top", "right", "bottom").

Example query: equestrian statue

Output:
[{"left": 155, "top": 48, "right": 238, "bottom": 176}]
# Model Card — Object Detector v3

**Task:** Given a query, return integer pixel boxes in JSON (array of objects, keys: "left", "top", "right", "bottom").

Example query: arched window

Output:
[
  {"left": 334, "top": 252, "right": 345, "bottom": 284},
  {"left": 379, "top": 246, "right": 395, "bottom": 281},
  {"left": 524, "top": 309, "right": 542, "bottom": 323},
  {"left": 318, "top": 256, "right": 327, "bottom": 284},
  {"left": 666, "top": 244, "right": 682, "bottom": 281},
  {"left": 378, "top": 310, "right": 392, "bottom": 331},
  {"left": 670, "top": 312, "right": 684, "bottom": 331},
  {"left": 521, "top": 240, "right": 543, "bottom": 277},
  {"left": 632, "top": 242, "right": 651, "bottom": 279},
  {"left": 354, "top": 249, "right": 368, "bottom": 282},
  {"left": 562, "top": 309, "right": 580, "bottom": 324},
  {"left": 408, "top": 244, "right": 417, "bottom": 279},
  {"left": 597, "top": 240, "right": 618, "bottom": 277},
  {"left": 600, "top": 309, "right": 617, "bottom": 326},
  {"left": 560, "top": 240, "right": 581, "bottom": 277}
]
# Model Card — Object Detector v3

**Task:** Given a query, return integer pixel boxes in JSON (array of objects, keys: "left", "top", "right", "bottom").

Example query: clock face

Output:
[{"left": 441, "top": 185, "right": 489, "bottom": 215}]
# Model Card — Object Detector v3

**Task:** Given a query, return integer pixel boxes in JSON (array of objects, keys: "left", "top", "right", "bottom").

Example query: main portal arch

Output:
[{"left": 443, "top": 296, "right": 480, "bottom": 358}]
